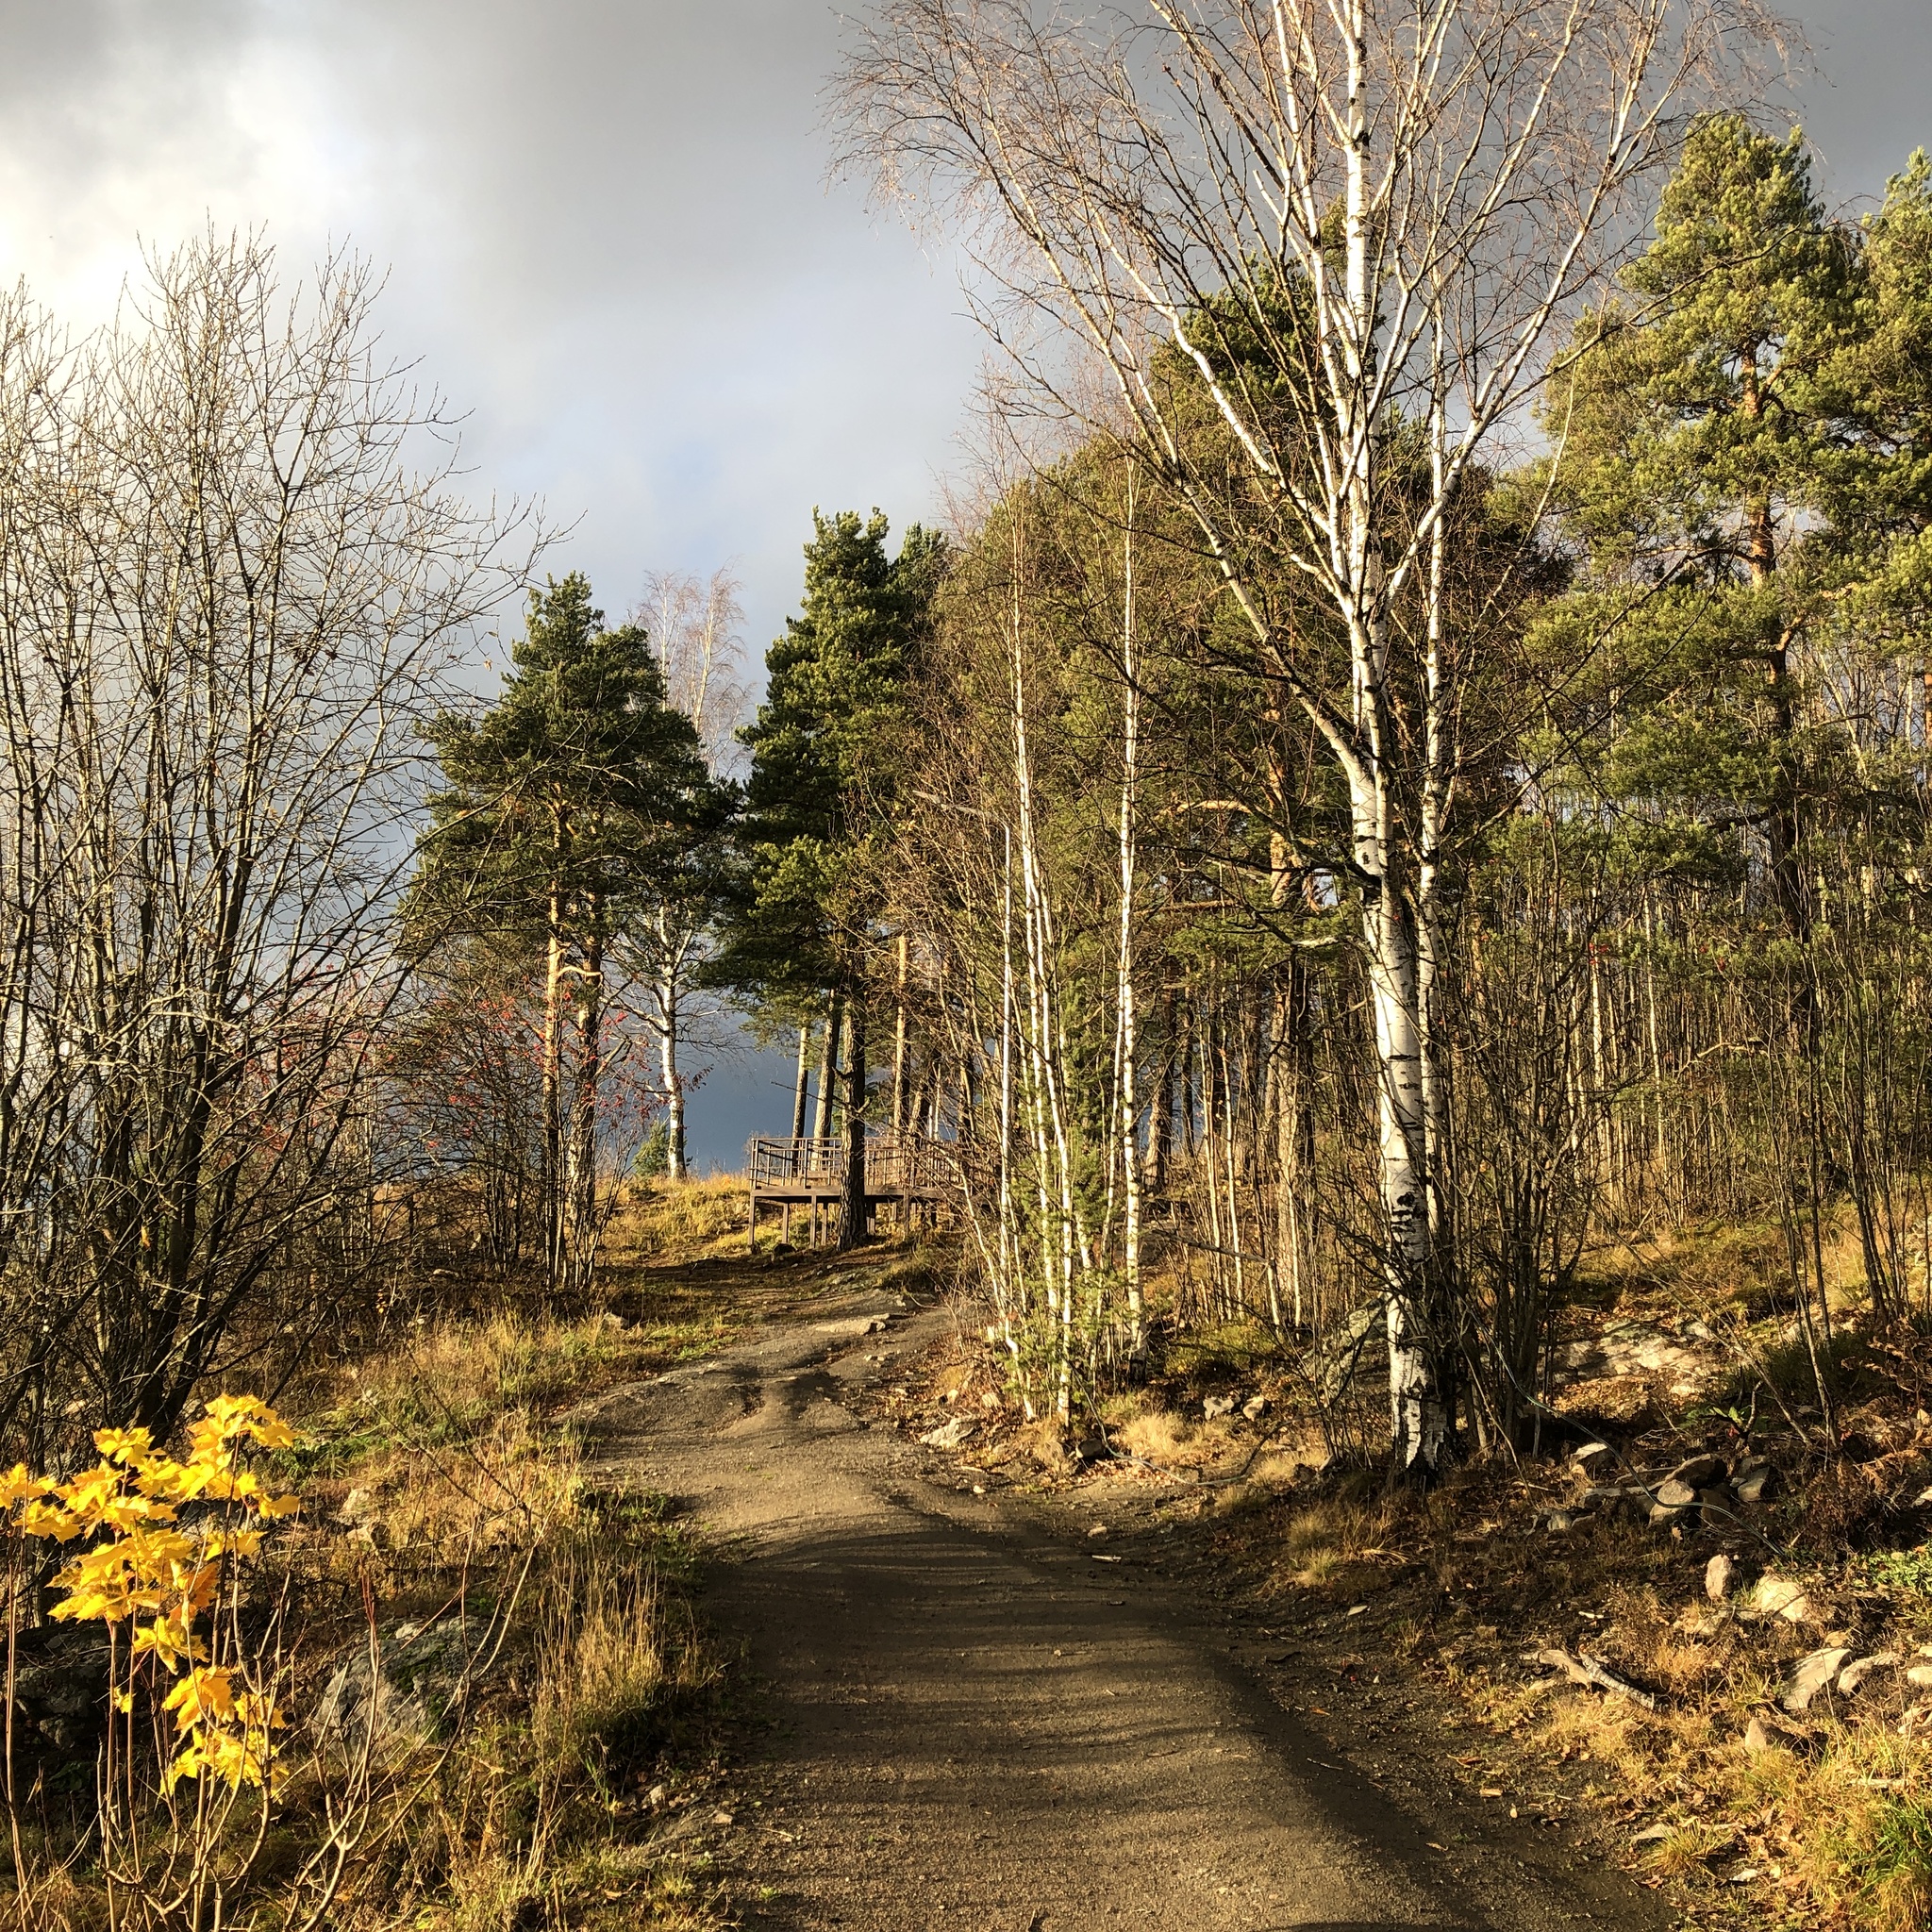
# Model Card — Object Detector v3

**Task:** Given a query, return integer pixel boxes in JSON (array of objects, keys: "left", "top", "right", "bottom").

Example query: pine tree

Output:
[
  {"left": 414, "top": 572, "right": 723, "bottom": 1290},
  {"left": 1552, "top": 115, "right": 1854, "bottom": 946},
  {"left": 1815, "top": 152, "right": 1932, "bottom": 636},
  {"left": 719, "top": 509, "right": 945, "bottom": 1246}
]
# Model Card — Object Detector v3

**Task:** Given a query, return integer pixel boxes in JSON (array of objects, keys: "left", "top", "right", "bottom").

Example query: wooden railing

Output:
[
  {"left": 748, "top": 1135, "right": 845, "bottom": 1192},
  {"left": 864, "top": 1129, "right": 951, "bottom": 1195},
  {"left": 745, "top": 1130, "right": 954, "bottom": 1253},
  {"left": 746, "top": 1130, "right": 952, "bottom": 1198}
]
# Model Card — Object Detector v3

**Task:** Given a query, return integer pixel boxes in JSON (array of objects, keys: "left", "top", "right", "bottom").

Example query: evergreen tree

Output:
[
  {"left": 1551, "top": 115, "right": 1854, "bottom": 944},
  {"left": 414, "top": 572, "right": 723, "bottom": 1290},
  {"left": 719, "top": 509, "right": 945, "bottom": 1245},
  {"left": 1815, "top": 152, "right": 1932, "bottom": 645}
]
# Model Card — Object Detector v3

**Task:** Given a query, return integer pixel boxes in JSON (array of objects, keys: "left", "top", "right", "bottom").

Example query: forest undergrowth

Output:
[{"left": 3, "top": 1181, "right": 759, "bottom": 1932}]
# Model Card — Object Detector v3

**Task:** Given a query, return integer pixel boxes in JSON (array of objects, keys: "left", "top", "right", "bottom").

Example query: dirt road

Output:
[{"left": 581, "top": 1275, "right": 1669, "bottom": 1932}]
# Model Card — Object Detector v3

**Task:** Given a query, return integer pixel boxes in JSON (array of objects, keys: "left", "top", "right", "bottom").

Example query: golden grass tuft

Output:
[
  {"left": 534, "top": 1534, "right": 705, "bottom": 1786},
  {"left": 1112, "top": 1407, "right": 1199, "bottom": 1464},
  {"left": 1278, "top": 1496, "right": 1395, "bottom": 1588},
  {"left": 619, "top": 1174, "right": 751, "bottom": 1261}
]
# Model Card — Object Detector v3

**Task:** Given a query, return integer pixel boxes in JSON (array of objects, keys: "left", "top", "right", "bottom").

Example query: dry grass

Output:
[
  {"left": 1103, "top": 1387, "right": 1293, "bottom": 1478},
  {"left": 534, "top": 1534, "right": 712, "bottom": 1790},
  {"left": 1276, "top": 1493, "right": 1399, "bottom": 1588},
  {"left": 618, "top": 1174, "right": 752, "bottom": 1262},
  {"left": 1110, "top": 1404, "right": 1202, "bottom": 1464},
  {"left": 4, "top": 1221, "right": 745, "bottom": 1931},
  {"left": 291, "top": 1310, "right": 658, "bottom": 1472},
  {"left": 1506, "top": 1667, "right": 1932, "bottom": 1927}
]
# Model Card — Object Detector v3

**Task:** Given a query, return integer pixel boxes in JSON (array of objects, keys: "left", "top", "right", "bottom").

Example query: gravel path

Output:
[{"left": 578, "top": 1281, "right": 1669, "bottom": 1932}]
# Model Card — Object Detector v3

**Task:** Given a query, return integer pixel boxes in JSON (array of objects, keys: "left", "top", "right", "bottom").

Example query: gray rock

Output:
[
  {"left": 1655, "top": 1477, "right": 1698, "bottom": 1509},
  {"left": 1202, "top": 1394, "right": 1237, "bottom": 1421},
  {"left": 1241, "top": 1395, "right": 1268, "bottom": 1422},
  {"left": 1670, "top": 1453, "right": 1728, "bottom": 1490},
  {"left": 1782, "top": 1646, "right": 1852, "bottom": 1713},
  {"left": 1839, "top": 1653, "right": 1899, "bottom": 1697},
  {"left": 9, "top": 1630, "right": 110, "bottom": 1752},
  {"left": 1751, "top": 1572, "right": 1814, "bottom": 1624},
  {"left": 1705, "top": 1554, "right": 1736, "bottom": 1603},
  {"left": 920, "top": 1416, "right": 975, "bottom": 1451},
  {"left": 316, "top": 1615, "right": 487, "bottom": 1753},
  {"left": 1735, "top": 1464, "right": 1775, "bottom": 1506},
  {"left": 1559, "top": 1318, "right": 1716, "bottom": 1398}
]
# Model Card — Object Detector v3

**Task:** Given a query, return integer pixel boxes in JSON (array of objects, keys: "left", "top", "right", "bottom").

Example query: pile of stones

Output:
[{"left": 1566, "top": 1442, "right": 1774, "bottom": 1531}]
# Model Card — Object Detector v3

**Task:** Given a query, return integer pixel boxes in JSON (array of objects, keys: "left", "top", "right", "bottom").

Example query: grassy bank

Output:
[{"left": 5, "top": 1178, "right": 765, "bottom": 1932}]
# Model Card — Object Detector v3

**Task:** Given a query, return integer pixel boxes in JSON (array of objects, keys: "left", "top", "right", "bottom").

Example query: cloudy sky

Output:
[
  {"left": 0, "top": 0, "right": 1925, "bottom": 1165},
  {"left": 0, "top": 1, "right": 985, "bottom": 644}
]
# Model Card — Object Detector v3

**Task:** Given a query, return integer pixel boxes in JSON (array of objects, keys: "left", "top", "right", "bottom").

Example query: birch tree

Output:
[
  {"left": 627, "top": 568, "right": 749, "bottom": 1178},
  {"left": 839, "top": 0, "right": 1778, "bottom": 1476}
]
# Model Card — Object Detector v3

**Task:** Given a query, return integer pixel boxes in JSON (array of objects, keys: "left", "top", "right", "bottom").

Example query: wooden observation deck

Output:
[{"left": 746, "top": 1131, "right": 951, "bottom": 1250}]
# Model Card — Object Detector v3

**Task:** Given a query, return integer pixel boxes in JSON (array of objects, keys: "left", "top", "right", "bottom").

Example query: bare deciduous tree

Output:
[
  {"left": 626, "top": 567, "right": 749, "bottom": 1179},
  {"left": 640, "top": 566, "right": 751, "bottom": 777},
  {"left": 0, "top": 235, "right": 531, "bottom": 1447}
]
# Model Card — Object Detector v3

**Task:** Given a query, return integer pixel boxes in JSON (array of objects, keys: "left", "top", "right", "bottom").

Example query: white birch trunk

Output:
[
  {"left": 1340, "top": 5, "right": 1447, "bottom": 1474},
  {"left": 814, "top": 994, "right": 841, "bottom": 1141},
  {"left": 658, "top": 958, "right": 685, "bottom": 1182},
  {"left": 791, "top": 1023, "right": 812, "bottom": 1141},
  {"left": 892, "top": 931, "right": 910, "bottom": 1133},
  {"left": 1115, "top": 478, "right": 1142, "bottom": 1346}
]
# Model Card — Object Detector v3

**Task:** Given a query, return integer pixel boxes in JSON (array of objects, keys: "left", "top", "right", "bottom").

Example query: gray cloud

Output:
[
  {"left": 1784, "top": 2, "right": 1932, "bottom": 208},
  {"left": 0, "top": 0, "right": 979, "bottom": 655},
  {"left": 2, "top": 1, "right": 1924, "bottom": 650}
]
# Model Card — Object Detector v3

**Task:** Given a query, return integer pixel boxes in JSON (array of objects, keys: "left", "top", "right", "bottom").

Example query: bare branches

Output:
[
  {"left": 837, "top": 1, "right": 1782, "bottom": 626},
  {"left": 636, "top": 565, "right": 751, "bottom": 777},
  {"left": 0, "top": 234, "right": 535, "bottom": 1444}
]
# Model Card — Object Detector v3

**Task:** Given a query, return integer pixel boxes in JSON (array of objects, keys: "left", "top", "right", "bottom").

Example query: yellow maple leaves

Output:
[{"left": 4, "top": 1393, "right": 301, "bottom": 1793}]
